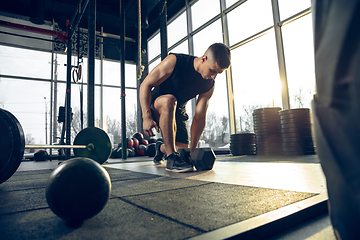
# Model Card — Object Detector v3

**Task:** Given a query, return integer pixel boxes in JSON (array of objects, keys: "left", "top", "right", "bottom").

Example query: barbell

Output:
[{"left": 0, "top": 108, "right": 112, "bottom": 184}]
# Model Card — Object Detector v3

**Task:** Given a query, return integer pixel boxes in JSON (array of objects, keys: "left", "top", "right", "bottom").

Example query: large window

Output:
[
  {"left": 167, "top": 11, "right": 188, "bottom": 48},
  {"left": 232, "top": 30, "right": 282, "bottom": 132},
  {"left": 0, "top": 46, "right": 51, "bottom": 79},
  {"left": 227, "top": 0, "right": 273, "bottom": 46},
  {"left": 145, "top": 0, "right": 316, "bottom": 147},
  {"left": 191, "top": 0, "right": 221, "bottom": 31},
  {"left": 148, "top": 33, "right": 161, "bottom": 60},
  {"left": 282, "top": 13, "right": 315, "bottom": 109},
  {"left": 278, "top": 0, "right": 311, "bottom": 20},
  {"left": 193, "top": 19, "right": 223, "bottom": 57},
  {"left": 0, "top": 43, "right": 138, "bottom": 145}
]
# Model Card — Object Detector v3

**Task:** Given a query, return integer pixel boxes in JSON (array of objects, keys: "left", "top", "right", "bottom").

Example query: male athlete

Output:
[{"left": 140, "top": 43, "right": 231, "bottom": 172}]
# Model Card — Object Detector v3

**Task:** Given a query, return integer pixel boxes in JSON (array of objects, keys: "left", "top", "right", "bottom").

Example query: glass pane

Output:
[
  {"left": 0, "top": 45, "right": 51, "bottom": 79},
  {"left": 0, "top": 79, "right": 51, "bottom": 144},
  {"left": 191, "top": 0, "right": 221, "bottom": 31},
  {"left": 148, "top": 33, "right": 161, "bottom": 61},
  {"left": 193, "top": 19, "right": 223, "bottom": 57},
  {"left": 169, "top": 40, "right": 189, "bottom": 55},
  {"left": 282, "top": 14, "right": 315, "bottom": 109},
  {"left": 54, "top": 54, "right": 101, "bottom": 86},
  {"left": 148, "top": 58, "right": 161, "bottom": 73},
  {"left": 103, "top": 87, "right": 138, "bottom": 145},
  {"left": 232, "top": 30, "right": 282, "bottom": 132},
  {"left": 225, "top": 0, "right": 238, "bottom": 8},
  {"left": 168, "top": 11, "right": 188, "bottom": 48},
  {"left": 227, "top": 0, "right": 273, "bottom": 46},
  {"left": 203, "top": 73, "right": 230, "bottom": 148},
  {"left": 278, "top": 0, "right": 311, "bottom": 21}
]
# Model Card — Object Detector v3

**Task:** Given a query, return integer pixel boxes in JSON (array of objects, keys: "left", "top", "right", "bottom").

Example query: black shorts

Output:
[{"left": 151, "top": 104, "right": 189, "bottom": 144}]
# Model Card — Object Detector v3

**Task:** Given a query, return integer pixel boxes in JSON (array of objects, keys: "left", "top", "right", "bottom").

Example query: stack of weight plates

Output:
[
  {"left": 279, "top": 108, "right": 316, "bottom": 155},
  {"left": 230, "top": 133, "right": 256, "bottom": 156},
  {"left": 253, "top": 107, "right": 282, "bottom": 155}
]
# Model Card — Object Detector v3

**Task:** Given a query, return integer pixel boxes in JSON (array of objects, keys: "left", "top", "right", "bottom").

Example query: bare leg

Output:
[
  {"left": 159, "top": 142, "right": 188, "bottom": 156},
  {"left": 153, "top": 94, "right": 177, "bottom": 156}
]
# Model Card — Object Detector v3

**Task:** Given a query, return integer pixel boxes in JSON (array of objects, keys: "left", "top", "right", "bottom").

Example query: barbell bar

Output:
[
  {"left": 0, "top": 108, "right": 112, "bottom": 184},
  {"left": 25, "top": 144, "right": 93, "bottom": 150}
]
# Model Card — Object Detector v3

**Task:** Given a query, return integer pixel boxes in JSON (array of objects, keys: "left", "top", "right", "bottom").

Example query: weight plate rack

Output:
[
  {"left": 279, "top": 108, "right": 316, "bottom": 155},
  {"left": 252, "top": 107, "right": 282, "bottom": 155},
  {"left": 230, "top": 133, "right": 256, "bottom": 156}
]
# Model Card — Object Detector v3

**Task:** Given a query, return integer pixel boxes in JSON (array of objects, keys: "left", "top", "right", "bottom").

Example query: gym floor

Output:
[{"left": 1, "top": 154, "right": 336, "bottom": 240}]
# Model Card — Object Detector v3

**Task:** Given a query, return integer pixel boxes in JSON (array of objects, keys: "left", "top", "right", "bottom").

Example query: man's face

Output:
[{"left": 201, "top": 56, "right": 225, "bottom": 80}]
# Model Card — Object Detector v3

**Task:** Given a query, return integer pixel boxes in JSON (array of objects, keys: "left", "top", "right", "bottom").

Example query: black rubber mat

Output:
[{"left": 0, "top": 167, "right": 318, "bottom": 240}]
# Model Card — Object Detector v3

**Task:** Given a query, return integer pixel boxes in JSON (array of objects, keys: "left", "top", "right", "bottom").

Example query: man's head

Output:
[{"left": 199, "top": 43, "right": 231, "bottom": 80}]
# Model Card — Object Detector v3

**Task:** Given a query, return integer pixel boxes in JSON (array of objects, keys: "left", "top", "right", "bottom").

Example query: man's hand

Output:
[{"left": 143, "top": 118, "right": 160, "bottom": 137}]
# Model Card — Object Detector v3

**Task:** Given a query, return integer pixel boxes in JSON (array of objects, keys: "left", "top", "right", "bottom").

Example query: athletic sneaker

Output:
[
  {"left": 153, "top": 139, "right": 165, "bottom": 165},
  {"left": 166, "top": 152, "right": 193, "bottom": 172}
]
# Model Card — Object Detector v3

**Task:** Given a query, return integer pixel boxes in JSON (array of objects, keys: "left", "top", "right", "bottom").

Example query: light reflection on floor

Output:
[{"left": 106, "top": 160, "right": 327, "bottom": 194}]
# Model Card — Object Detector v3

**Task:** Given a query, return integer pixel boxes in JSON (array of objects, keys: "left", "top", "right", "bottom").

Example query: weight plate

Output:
[
  {"left": 230, "top": 140, "right": 256, "bottom": 144},
  {"left": 254, "top": 125, "right": 281, "bottom": 132},
  {"left": 73, "top": 127, "right": 112, "bottom": 164},
  {"left": 253, "top": 121, "right": 280, "bottom": 127},
  {"left": 279, "top": 113, "right": 311, "bottom": 120},
  {"left": 282, "top": 141, "right": 314, "bottom": 148},
  {"left": 255, "top": 132, "right": 282, "bottom": 138},
  {"left": 282, "top": 136, "right": 314, "bottom": 143},
  {"left": 230, "top": 142, "right": 256, "bottom": 146},
  {"left": 0, "top": 108, "right": 25, "bottom": 184},
  {"left": 230, "top": 133, "right": 255, "bottom": 140},
  {"left": 279, "top": 108, "right": 310, "bottom": 116},
  {"left": 280, "top": 118, "right": 311, "bottom": 126},
  {"left": 231, "top": 133, "right": 255, "bottom": 137},
  {"left": 253, "top": 107, "right": 281, "bottom": 114},
  {"left": 281, "top": 131, "right": 313, "bottom": 138},
  {"left": 230, "top": 146, "right": 257, "bottom": 151},
  {"left": 280, "top": 122, "right": 312, "bottom": 129},
  {"left": 280, "top": 126, "right": 312, "bottom": 134},
  {"left": 252, "top": 115, "right": 280, "bottom": 122}
]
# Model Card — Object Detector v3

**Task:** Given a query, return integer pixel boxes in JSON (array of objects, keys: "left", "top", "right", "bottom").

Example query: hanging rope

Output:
[{"left": 137, "top": 0, "right": 145, "bottom": 80}]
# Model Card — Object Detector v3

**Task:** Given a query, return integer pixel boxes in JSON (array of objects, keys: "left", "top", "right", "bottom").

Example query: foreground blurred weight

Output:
[
  {"left": 0, "top": 108, "right": 25, "bottom": 184},
  {"left": 179, "top": 148, "right": 216, "bottom": 171},
  {"left": 46, "top": 157, "right": 111, "bottom": 227}
]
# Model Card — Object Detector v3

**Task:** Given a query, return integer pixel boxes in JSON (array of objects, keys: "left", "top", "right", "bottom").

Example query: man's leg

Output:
[{"left": 153, "top": 94, "right": 177, "bottom": 156}]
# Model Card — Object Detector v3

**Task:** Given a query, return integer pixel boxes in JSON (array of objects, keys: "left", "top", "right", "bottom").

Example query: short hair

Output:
[{"left": 206, "top": 43, "right": 231, "bottom": 69}]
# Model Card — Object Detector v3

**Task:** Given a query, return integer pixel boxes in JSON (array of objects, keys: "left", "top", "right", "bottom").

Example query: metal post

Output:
[
  {"left": 87, "top": 0, "right": 96, "bottom": 127},
  {"left": 120, "top": 0, "right": 127, "bottom": 159},
  {"left": 44, "top": 97, "right": 48, "bottom": 144},
  {"left": 65, "top": 28, "right": 72, "bottom": 159},
  {"left": 159, "top": 0, "right": 168, "bottom": 60},
  {"left": 49, "top": 20, "right": 54, "bottom": 154},
  {"left": 53, "top": 54, "right": 58, "bottom": 144},
  {"left": 220, "top": 0, "right": 236, "bottom": 134},
  {"left": 271, "top": 0, "right": 290, "bottom": 110},
  {"left": 185, "top": 0, "right": 197, "bottom": 119},
  {"left": 100, "top": 26, "right": 104, "bottom": 129}
]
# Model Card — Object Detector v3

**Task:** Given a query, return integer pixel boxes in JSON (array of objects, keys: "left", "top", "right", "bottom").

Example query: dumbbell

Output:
[{"left": 178, "top": 148, "right": 216, "bottom": 171}]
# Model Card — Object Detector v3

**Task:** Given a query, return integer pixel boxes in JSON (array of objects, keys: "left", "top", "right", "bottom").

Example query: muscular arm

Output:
[
  {"left": 189, "top": 86, "right": 214, "bottom": 155},
  {"left": 139, "top": 54, "right": 177, "bottom": 136}
]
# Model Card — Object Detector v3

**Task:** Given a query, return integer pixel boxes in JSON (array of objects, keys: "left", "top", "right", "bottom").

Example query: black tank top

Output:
[{"left": 151, "top": 53, "right": 215, "bottom": 108}]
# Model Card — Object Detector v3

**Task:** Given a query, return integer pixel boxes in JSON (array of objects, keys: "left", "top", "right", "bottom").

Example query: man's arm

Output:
[
  {"left": 139, "top": 54, "right": 177, "bottom": 136},
  {"left": 189, "top": 86, "right": 214, "bottom": 155}
]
